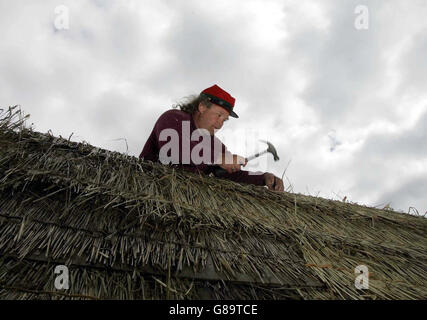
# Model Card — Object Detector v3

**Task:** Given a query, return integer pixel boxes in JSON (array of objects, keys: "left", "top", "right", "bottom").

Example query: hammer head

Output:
[{"left": 260, "top": 140, "right": 280, "bottom": 161}]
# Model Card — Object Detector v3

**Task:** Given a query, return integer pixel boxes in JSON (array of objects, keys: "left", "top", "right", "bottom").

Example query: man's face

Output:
[{"left": 198, "top": 103, "right": 230, "bottom": 135}]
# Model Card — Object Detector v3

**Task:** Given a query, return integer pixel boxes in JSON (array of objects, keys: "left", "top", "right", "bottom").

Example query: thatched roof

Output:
[{"left": 1, "top": 106, "right": 426, "bottom": 300}]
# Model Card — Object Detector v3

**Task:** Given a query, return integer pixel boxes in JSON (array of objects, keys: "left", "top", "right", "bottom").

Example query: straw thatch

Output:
[{"left": 0, "top": 106, "right": 426, "bottom": 300}]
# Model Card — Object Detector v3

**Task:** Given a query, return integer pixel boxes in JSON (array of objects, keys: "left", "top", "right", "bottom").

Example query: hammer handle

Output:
[
  {"left": 214, "top": 149, "right": 268, "bottom": 176},
  {"left": 246, "top": 149, "right": 268, "bottom": 162}
]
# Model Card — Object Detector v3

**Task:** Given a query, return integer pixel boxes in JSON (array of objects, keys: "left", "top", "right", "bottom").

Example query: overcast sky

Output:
[{"left": 1, "top": 0, "right": 426, "bottom": 215}]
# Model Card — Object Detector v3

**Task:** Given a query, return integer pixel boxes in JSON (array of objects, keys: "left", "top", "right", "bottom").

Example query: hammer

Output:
[
  {"left": 246, "top": 140, "right": 280, "bottom": 162},
  {"left": 214, "top": 140, "right": 280, "bottom": 177}
]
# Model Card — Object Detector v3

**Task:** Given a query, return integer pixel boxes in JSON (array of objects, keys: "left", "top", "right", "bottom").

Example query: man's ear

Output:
[{"left": 198, "top": 102, "right": 207, "bottom": 113}]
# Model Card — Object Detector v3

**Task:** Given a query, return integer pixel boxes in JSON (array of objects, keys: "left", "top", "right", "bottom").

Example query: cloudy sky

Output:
[{"left": 1, "top": 0, "right": 426, "bottom": 214}]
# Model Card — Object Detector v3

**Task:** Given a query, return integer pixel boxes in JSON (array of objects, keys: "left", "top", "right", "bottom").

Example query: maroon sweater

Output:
[{"left": 139, "top": 109, "right": 265, "bottom": 186}]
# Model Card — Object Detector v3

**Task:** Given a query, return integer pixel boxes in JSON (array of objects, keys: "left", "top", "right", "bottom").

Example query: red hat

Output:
[{"left": 201, "top": 84, "right": 238, "bottom": 118}]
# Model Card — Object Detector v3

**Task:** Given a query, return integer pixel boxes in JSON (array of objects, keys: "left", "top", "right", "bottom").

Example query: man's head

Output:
[
  {"left": 194, "top": 84, "right": 238, "bottom": 135},
  {"left": 174, "top": 84, "right": 238, "bottom": 135},
  {"left": 195, "top": 102, "right": 230, "bottom": 135},
  {"left": 200, "top": 84, "right": 238, "bottom": 118}
]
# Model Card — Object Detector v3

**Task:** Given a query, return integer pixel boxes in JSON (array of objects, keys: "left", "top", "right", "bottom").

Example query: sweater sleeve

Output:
[
  {"left": 210, "top": 136, "right": 266, "bottom": 186},
  {"left": 215, "top": 170, "right": 266, "bottom": 186}
]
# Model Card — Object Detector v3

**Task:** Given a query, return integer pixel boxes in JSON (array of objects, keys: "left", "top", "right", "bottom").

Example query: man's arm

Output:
[
  {"left": 142, "top": 110, "right": 284, "bottom": 191},
  {"left": 212, "top": 138, "right": 284, "bottom": 189},
  {"left": 217, "top": 170, "right": 284, "bottom": 191},
  {"left": 216, "top": 169, "right": 266, "bottom": 186}
]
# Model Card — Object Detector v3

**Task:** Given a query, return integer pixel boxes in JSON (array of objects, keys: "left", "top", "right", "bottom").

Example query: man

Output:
[{"left": 139, "top": 84, "right": 284, "bottom": 191}]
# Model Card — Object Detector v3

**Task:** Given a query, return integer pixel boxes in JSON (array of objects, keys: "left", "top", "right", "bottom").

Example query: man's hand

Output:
[
  {"left": 217, "top": 153, "right": 247, "bottom": 174},
  {"left": 264, "top": 173, "right": 284, "bottom": 192}
]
